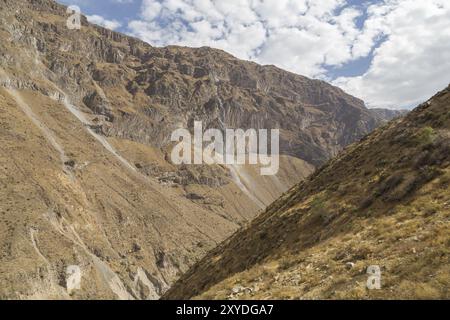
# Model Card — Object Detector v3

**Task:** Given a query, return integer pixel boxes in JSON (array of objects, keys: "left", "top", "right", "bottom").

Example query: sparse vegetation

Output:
[{"left": 164, "top": 85, "right": 450, "bottom": 300}]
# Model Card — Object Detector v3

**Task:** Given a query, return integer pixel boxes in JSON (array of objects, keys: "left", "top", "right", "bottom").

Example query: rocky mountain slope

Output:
[
  {"left": 370, "top": 108, "right": 409, "bottom": 123},
  {"left": 1, "top": 0, "right": 395, "bottom": 299},
  {"left": 164, "top": 86, "right": 450, "bottom": 300}
]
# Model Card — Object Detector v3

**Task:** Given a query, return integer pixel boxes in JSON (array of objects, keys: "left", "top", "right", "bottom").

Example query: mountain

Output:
[
  {"left": 164, "top": 86, "right": 450, "bottom": 300},
  {"left": 1, "top": 0, "right": 394, "bottom": 299},
  {"left": 370, "top": 108, "right": 409, "bottom": 123}
]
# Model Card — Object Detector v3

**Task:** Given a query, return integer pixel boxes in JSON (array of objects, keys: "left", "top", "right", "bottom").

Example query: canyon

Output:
[{"left": 0, "top": 0, "right": 407, "bottom": 299}]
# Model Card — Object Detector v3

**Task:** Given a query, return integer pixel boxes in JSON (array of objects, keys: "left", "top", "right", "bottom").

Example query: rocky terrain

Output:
[
  {"left": 164, "top": 86, "right": 450, "bottom": 300},
  {"left": 0, "top": 0, "right": 399, "bottom": 299},
  {"left": 370, "top": 108, "right": 409, "bottom": 123}
]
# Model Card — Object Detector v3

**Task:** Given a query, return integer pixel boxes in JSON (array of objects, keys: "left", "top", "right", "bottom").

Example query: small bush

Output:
[
  {"left": 416, "top": 126, "right": 436, "bottom": 145},
  {"left": 374, "top": 173, "right": 403, "bottom": 197},
  {"left": 359, "top": 195, "right": 374, "bottom": 210},
  {"left": 385, "top": 167, "right": 442, "bottom": 201},
  {"left": 310, "top": 196, "right": 334, "bottom": 224}
]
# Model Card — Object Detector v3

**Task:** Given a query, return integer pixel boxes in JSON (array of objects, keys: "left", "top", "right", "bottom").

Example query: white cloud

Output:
[
  {"left": 87, "top": 14, "right": 122, "bottom": 30},
  {"left": 127, "top": 0, "right": 450, "bottom": 109},
  {"left": 128, "top": 0, "right": 362, "bottom": 76},
  {"left": 334, "top": 0, "right": 450, "bottom": 109}
]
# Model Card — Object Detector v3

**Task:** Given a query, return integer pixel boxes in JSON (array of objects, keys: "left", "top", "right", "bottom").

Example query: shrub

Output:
[
  {"left": 416, "top": 126, "right": 436, "bottom": 145},
  {"left": 359, "top": 195, "right": 374, "bottom": 210},
  {"left": 310, "top": 196, "right": 334, "bottom": 224},
  {"left": 385, "top": 167, "right": 442, "bottom": 201},
  {"left": 374, "top": 173, "right": 404, "bottom": 197}
]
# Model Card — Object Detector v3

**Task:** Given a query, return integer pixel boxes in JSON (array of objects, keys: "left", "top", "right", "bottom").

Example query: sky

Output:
[{"left": 58, "top": 0, "right": 450, "bottom": 110}]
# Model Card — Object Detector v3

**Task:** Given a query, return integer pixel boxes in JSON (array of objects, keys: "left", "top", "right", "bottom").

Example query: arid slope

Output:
[{"left": 164, "top": 86, "right": 450, "bottom": 300}]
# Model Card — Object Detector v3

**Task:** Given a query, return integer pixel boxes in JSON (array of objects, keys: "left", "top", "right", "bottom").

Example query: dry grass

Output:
[{"left": 164, "top": 87, "right": 450, "bottom": 300}]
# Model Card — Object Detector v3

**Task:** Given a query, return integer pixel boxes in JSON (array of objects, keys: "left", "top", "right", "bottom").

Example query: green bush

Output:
[{"left": 416, "top": 126, "right": 436, "bottom": 145}]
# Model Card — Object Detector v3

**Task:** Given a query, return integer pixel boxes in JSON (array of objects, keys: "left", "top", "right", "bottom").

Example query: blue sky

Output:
[{"left": 58, "top": 0, "right": 450, "bottom": 110}]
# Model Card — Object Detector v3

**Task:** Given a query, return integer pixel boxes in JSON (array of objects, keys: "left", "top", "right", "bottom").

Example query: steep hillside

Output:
[
  {"left": 164, "top": 86, "right": 450, "bottom": 300},
  {"left": 0, "top": 0, "right": 392, "bottom": 299}
]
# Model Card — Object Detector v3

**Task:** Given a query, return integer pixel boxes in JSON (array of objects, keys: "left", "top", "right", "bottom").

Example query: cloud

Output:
[
  {"left": 127, "top": 0, "right": 450, "bottom": 109},
  {"left": 128, "top": 0, "right": 363, "bottom": 76},
  {"left": 334, "top": 0, "right": 450, "bottom": 109},
  {"left": 87, "top": 14, "right": 122, "bottom": 30},
  {"left": 112, "top": 0, "right": 134, "bottom": 3}
]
